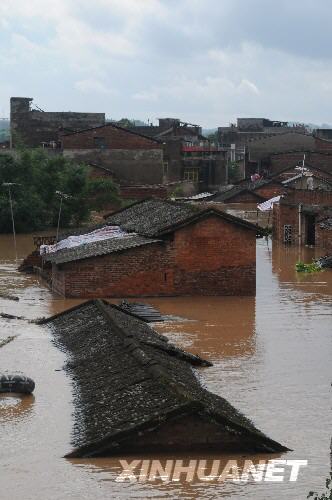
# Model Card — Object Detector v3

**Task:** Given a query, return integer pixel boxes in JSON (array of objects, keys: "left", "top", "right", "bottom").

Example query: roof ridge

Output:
[
  {"left": 62, "top": 121, "right": 162, "bottom": 143},
  {"left": 95, "top": 299, "right": 205, "bottom": 404},
  {"left": 37, "top": 299, "right": 98, "bottom": 324}
]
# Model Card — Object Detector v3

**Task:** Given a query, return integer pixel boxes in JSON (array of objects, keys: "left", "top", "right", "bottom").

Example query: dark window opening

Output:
[
  {"left": 94, "top": 136, "right": 107, "bottom": 149},
  {"left": 306, "top": 215, "right": 316, "bottom": 245}
]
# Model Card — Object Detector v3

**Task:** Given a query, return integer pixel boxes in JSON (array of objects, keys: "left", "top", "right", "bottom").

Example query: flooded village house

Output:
[
  {"left": 42, "top": 299, "right": 288, "bottom": 457},
  {"left": 273, "top": 189, "right": 332, "bottom": 246},
  {"left": 42, "top": 199, "right": 260, "bottom": 298}
]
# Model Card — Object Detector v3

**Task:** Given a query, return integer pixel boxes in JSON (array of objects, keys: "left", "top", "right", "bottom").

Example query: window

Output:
[
  {"left": 283, "top": 224, "right": 292, "bottom": 244},
  {"left": 183, "top": 167, "right": 199, "bottom": 182},
  {"left": 93, "top": 136, "right": 106, "bottom": 149}
]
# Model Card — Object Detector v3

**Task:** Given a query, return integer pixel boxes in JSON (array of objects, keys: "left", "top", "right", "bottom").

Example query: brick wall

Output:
[
  {"left": 52, "top": 216, "right": 256, "bottom": 297},
  {"left": 284, "top": 190, "right": 332, "bottom": 205},
  {"left": 62, "top": 124, "right": 162, "bottom": 150},
  {"left": 273, "top": 204, "right": 299, "bottom": 243},
  {"left": 255, "top": 182, "right": 286, "bottom": 199},
  {"left": 270, "top": 151, "right": 332, "bottom": 174},
  {"left": 315, "top": 137, "right": 332, "bottom": 152},
  {"left": 120, "top": 185, "right": 168, "bottom": 200},
  {"left": 315, "top": 226, "right": 332, "bottom": 253},
  {"left": 227, "top": 191, "right": 264, "bottom": 203}
]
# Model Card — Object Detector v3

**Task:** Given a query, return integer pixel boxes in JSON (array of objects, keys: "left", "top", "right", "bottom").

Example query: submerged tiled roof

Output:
[
  {"left": 106, "top": 198, "right": 260, "bottom": 236},
  {"left": 42, "top": 300, "right": 287, "bottom": 458},
  {"left": 106, "top": 199, "right": 198, "bottom": 237},
  {"left": 43, "top": 234, "right": 160, "bottom": 264}
]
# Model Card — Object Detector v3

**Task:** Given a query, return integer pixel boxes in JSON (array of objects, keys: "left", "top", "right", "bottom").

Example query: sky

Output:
[{"left": 1, "top": 0, "right": 332, "bottom": 128}]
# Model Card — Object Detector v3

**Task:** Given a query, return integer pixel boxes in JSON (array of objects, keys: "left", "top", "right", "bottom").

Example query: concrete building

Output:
[
  {"left": 10, "top": 97, "right": 105, "bottom": 148},
  {"left": 42, "top": 199, "right": 260, "bottom": 298},
  {"left": 128, "top": 118, "right": 227, "bottom": 192},
  {"left": 218, "top": 118, "right": 307, "bottom": 147}
]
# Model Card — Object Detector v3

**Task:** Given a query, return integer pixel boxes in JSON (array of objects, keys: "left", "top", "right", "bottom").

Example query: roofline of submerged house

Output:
[{"left": 104, "top": 198, "right": 263, "bottom": 235}]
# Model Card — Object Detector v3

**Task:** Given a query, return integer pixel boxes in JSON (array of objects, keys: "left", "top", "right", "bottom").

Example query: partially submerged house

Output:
[
  {"left": 41, "top": 199, "right": 261, "bottom": 298},
  {"left": 273, "top": 190, "right": 332, "bottom": 246},
  {"left": 41, "top": 299, "right": 288, "bottom": 457}
]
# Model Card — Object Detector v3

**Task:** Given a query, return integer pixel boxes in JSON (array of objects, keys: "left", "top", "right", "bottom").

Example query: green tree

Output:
[
  {"left": 86, "top": 177, "right": 119, "bottom": 211},
  {"left": 0, "top": 149, "right": 119, "bottom": 233}
]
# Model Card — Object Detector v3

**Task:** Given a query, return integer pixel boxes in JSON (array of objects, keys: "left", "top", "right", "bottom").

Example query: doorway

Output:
[{"left": 305, "top": 214, "right": 316, "bottom": 245}]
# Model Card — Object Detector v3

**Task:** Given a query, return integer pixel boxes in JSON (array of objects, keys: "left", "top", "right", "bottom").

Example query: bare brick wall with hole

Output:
[
  {"left": 52, "top": 216, "right": 256, "bottom": 297},
  {"left": 273, "top": 204, "right": 299, "bottom": 243}
]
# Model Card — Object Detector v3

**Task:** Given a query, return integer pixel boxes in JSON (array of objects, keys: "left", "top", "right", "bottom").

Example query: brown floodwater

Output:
[{"left": 0, "top": 230, "right": 331, "bottom": 499}]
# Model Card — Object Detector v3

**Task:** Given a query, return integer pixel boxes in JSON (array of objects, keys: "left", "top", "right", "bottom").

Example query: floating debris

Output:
[
  {"left": 0, "top": 292, "right": 19, "bottom": 302},
  {"left": 118, "top": 300, "right": 164, "bottom": 322},
  {"left": 0, "top": 336, "right": 17, "bottom": 349},
  {"left": 0, "top": 313, "right": 25, "bottom": 320},
  {"left": 316, "top": 255, "right": 332, "bottom": 269},
  {"left": 0, "top": 373, "right": 35, "bottom": 394}
]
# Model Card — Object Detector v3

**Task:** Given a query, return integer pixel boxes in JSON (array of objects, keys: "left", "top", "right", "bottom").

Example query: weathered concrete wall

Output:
[
  {"left": 10, "top": 97, "right": 105, "bottom": 147},
  {"left": 62, "top": 124, "right": 164, "bottom": 185},
  {"left": 52, "top": 216, "right": 256, "bottom": 297},
  {"left": 64, "top": 148, "right": 164, "bottom": 185}
]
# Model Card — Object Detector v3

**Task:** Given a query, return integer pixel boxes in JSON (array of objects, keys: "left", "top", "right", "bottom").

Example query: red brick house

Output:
[
  {"left": 43, "top": 199, "right": 260, "bottom": 298},
  {"left": 273, "top": 190, "right": 332, "bottom": 246}
]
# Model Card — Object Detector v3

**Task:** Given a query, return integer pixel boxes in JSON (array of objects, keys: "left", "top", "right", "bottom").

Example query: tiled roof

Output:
[
  {"left": 106, "top": 198, "right": 260, "bottom": 236},
  {"left": 43, "top": 234, "right": 160, "bottom": 264},
  {"left": 42, "top": 300, "right": 287, "bottom": 457},
  {"left": 106, "top": 199, "right": 198, "bottom": 237},
  {"left": 208, "top": 179, "right": 276, "bottom": 202}
]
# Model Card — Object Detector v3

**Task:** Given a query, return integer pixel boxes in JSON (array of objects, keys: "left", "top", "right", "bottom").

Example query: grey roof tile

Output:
[
  {"left": 42, "top": 300, "right": 288, "bottom": 457},
  {"left": 43, "top": 234, "right": 160, "bottom": 264}
]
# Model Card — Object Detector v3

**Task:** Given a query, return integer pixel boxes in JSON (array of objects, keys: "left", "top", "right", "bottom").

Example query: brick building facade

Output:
[
  {"left": 272, "top": 190, "right": 332, "bottom": 246},
  {"left": 43, "top": 200, "right": 259, "bottom": 298},
  {"left": 62, "top": 123, "right": 164, "bottom": 186}
]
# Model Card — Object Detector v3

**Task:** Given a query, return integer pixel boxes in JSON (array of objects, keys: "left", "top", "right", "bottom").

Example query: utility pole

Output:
[
  {"left": 55, "top": 191, "right": 71, "bottom": 242},
  {"left": 2, "top": 182, "right": 19, "bottom": 263}
]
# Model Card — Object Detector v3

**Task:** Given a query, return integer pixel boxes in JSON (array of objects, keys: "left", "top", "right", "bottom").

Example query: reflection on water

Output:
[
  {"left": 0, "top": 233, "right": 331, "bottom": 499},
  {"left": 0, "top": 394, "right": 35, "bottom": 422},
  {"left": 148, "top": 296, "right": 256, "bottom": 360}
]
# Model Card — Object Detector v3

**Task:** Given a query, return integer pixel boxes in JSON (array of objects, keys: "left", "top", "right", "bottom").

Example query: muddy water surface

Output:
[{"left": 0, "top": 233, "right": 331, "bottom": 499}]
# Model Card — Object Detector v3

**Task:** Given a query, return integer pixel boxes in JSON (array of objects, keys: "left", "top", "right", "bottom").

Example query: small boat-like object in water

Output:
[{"left": 0, "top": 373, "right": 35, "bottom": 394}]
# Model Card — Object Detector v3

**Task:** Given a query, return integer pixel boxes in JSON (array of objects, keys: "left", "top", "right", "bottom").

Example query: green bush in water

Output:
[{"left": 296, "top": 261, "right": 322, "bottom": 273}]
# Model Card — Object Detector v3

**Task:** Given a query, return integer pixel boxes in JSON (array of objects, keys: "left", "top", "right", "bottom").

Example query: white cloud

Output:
[
  {"left": 0, "top": 0, "right": 332, "bottom": 126},
  {"left": 75, "top": 79, "right": 117, "bottom": 95}
]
